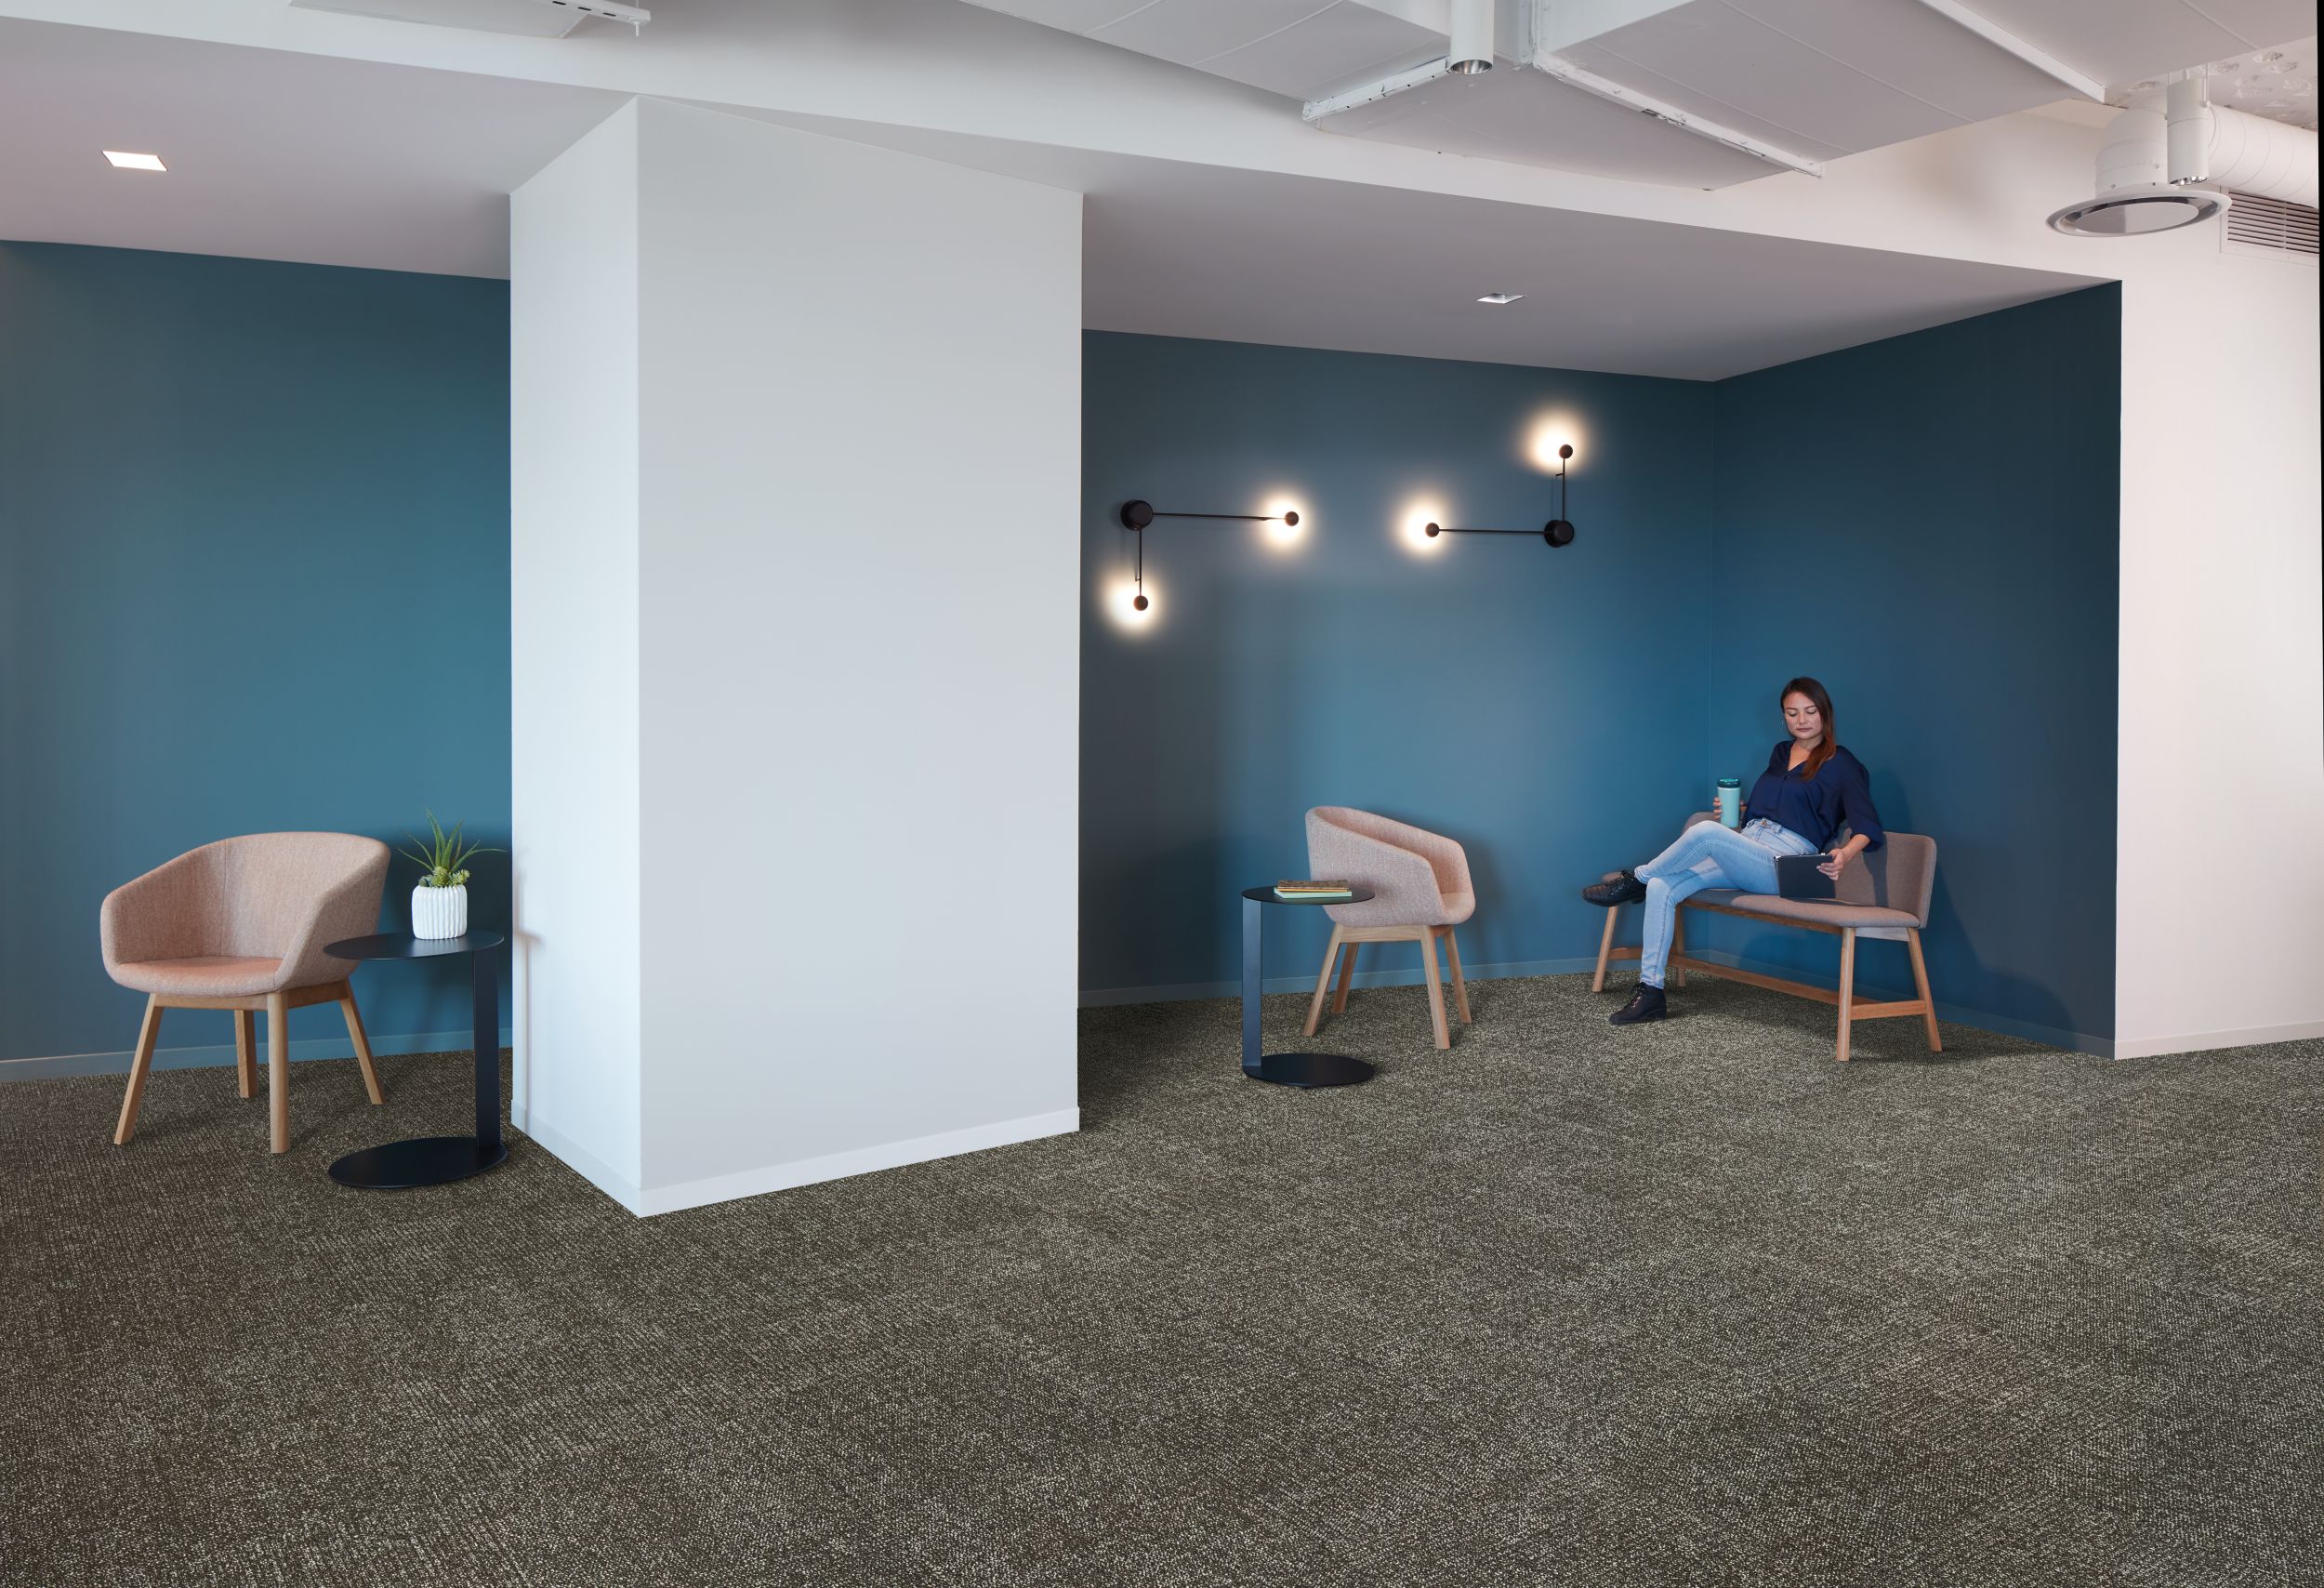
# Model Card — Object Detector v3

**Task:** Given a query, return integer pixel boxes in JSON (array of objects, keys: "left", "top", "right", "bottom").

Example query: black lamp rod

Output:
[{"left": 1150, "top": 511, "right": 1278, "bottom": 523}]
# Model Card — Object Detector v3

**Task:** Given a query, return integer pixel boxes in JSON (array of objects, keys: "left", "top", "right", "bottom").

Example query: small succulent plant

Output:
[{"left": 398, "top": 811, "right": 499, "bottom": 890}]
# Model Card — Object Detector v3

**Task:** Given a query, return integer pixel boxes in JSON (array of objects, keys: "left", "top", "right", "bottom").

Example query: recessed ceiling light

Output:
[
  {"left": 1477, "top": 291, "right": 1524, "bottom": 305},
  {"left": 102, "top": 152, "right": 166, "bottom": 172}
]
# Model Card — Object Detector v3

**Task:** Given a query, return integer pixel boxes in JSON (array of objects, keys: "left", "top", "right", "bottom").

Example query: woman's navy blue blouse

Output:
[{"left": 1745, "top": 742, "right": 1884, "bottom": 852}]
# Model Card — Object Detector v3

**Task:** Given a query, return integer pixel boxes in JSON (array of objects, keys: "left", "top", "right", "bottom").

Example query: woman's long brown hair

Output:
[{"left": 1782, "top": 677, "right": 1839, "bottom": 782}]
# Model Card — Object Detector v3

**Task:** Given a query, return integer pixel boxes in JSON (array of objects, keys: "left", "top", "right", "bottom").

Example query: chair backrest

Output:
[
  {"left": 194, "top": 833, "right": 388, "bottom": 958},
  {"left": 1305, "top": 807, "right": 1472, "bottom": 899}
]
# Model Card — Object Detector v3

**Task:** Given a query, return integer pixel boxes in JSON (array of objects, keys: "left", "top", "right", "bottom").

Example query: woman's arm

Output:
[
  {"left": 1818, "top": 830, "right": 1872, "bottom": 880},
  {"left": 1821, "top": 751, "right": 1885, "bottom": 878}
]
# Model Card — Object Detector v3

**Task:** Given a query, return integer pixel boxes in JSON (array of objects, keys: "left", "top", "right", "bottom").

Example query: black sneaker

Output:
[
  {"left": 1609, "top": 983, "right": 1667, "bottom": 1026},
  {"left": 1581, "top": 868, "right": 1646, "bottom": 906}
]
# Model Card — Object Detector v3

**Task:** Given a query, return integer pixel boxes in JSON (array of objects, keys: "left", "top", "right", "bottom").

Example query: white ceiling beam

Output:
[
  {"left": 1302, "top": 57, "right": 1452, "bottom": 122},
  {"left": 1905, "top": 0, "right": 2106, "bottom": 101},
  {"left": 1530, "top": 53, "right": 1825, "bottom": 176}
]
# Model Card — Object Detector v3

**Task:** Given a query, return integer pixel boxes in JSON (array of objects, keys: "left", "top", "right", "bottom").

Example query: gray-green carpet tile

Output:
[{"left": 3, "top": 972, "right": 2317, "bottom": 1587}]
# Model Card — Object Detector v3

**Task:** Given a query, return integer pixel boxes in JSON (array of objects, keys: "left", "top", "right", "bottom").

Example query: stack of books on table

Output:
[{"left": 1274, "top": 880, "right": 1354, "bottom": 900}]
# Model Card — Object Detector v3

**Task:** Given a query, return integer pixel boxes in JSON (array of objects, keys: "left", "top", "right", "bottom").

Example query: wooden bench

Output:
[{"left": 1592, "top": 813, "right": 1941, "bottom": 1063}]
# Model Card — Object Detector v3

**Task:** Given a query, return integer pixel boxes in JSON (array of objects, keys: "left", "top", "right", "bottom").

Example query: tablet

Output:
[{"left": 1775, "top": 854, "right": 1837, "bottom": 900}]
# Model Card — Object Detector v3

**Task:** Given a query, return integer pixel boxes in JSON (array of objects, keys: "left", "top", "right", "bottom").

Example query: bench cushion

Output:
[{"left": 1687, "top": 889, "right": 1917, "bottom": 938}]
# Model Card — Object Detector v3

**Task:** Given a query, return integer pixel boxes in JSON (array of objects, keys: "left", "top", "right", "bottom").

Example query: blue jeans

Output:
[{"left": 1632, "top": 818, "right": 1816, "bottom": 988}]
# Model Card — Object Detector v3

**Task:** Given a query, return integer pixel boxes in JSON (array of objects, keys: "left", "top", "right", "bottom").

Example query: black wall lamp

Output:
[
  {"left": 1424, "top": 443, "right": 1577, "bottom": 548},
  {"left": 1117, "top": 499, "right": 1301, "bottom": 612}
]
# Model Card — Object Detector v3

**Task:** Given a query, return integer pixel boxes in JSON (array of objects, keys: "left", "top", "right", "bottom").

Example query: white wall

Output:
[
  {"left": 509, "top": 100, "right": 645, "bottom": 1200},
  {"left": 2112, "top": 259, "right": 2322, "bottom": 1058},
  {"left": 512, "top": 98, "right": 1081, "bottom": 1214},
  {"left": 631, "top": 99, "right": 1082, "bottom": 1208}
]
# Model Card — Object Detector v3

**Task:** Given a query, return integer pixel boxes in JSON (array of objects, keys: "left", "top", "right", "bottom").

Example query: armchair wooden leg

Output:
[
  {"left": 112, "top": 997, "right": 164, "bottom": 1145},
  {"left": 1332, "top": 940, "right": 1358, "bottom": 1014},
  {"left": 1443, "top": 927, "right": 1472, "bottom": 1024},
  {"left": 266, "top": 991, "right": 290, "bottom": 1154},
  {"left": 1303, "top": 926, "right": 1343, "bottom": 1039},
  {"left": 1907, "top": 930, "right": 1942, "bottom": 1053},
  {"left": 1670, "top": 909, "right": 1687, "bottom": 989},
  {"left": 233, "top": 1010, "right": 257, "bottom": 1099},
  {"left": 338, "top": 983, "right": 385, "bottom": 1105},
  {"left": 1592, "top": 908, "right": 1619, "bottom": 993},
  {"left": 1835, "top": 928, "right": 1856, "bottom": 1064},
  {"left": 1420, "top": 928, "right": 1450, "bottom": 1050}
]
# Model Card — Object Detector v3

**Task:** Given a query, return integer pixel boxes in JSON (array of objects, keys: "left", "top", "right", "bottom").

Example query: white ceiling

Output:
[
  {"left": 0, "top": 16, "right": 627, "bottom": 277},
  {"left": 722, "top": 107, "right": 2102, "bottom": 380},
  {"left": 0, "top": 11, "right": 2103, "bottom": 379},
  {"left": 1966, "top": 0, "right": 2314, "bottom": 86},
  {"left": 958, "top": 0, "right": 2320, "bottom": 185},
  {"left": 2113, "top": 34, "right": 2319, "bottom": 130}
]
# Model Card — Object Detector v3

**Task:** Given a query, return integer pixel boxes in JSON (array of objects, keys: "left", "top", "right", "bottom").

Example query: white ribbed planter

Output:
[{"left": 412, "top": 884, "right": 469, "bottom": 941}]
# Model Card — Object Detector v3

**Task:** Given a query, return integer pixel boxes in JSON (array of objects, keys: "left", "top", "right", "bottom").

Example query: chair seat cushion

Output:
[
  {"left": 1686, "top": 890, "right": 1920, "bottom": 931},
  {"left": 110, "top": 955, "right": 287, "bottom": 998}
]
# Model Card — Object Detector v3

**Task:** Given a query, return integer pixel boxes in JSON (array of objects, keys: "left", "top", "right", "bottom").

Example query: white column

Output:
[
  {"left": 510, "top": 101, "right": 645, "bottom": 1199},
  {"left": 513, "top": 99, "right": 1082, "bottom": 1212}
]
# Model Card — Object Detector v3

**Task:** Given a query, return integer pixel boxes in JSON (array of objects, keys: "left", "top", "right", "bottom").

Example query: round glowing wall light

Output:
[{"left": 1402, "top": 500, "right": 1451, "bottom": 554}]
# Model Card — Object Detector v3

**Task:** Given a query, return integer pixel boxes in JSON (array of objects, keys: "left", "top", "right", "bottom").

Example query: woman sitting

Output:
[{"left": 1582, "top": 676, "right": 1884, "bottom": 1026}]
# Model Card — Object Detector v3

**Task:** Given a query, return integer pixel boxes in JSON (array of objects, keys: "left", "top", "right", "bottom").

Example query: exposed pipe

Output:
[{"left": 2171, "top": 79, "right": 2319, "bottom": 207}]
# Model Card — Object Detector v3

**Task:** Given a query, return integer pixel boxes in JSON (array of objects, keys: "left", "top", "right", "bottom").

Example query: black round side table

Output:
[
  {"left": 1240, "top": 885, "right": 1377, "bottom": 1089},
  {"left": 323, "top": 931, "right": 508, "bottom": 1189}
]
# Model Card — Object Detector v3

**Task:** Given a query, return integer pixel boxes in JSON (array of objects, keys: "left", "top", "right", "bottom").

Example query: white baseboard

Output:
[
  {"left": 629, "top": 1107, "right": 1081, "bottom": 1218},
  {"left": 2111, "top": 1018, "right": 2324, "bottom": 1061},
  {"left": 509, "top": 1103, "right": 643, "bottom": 1214},
  {"left": 0, "top": 1027, "right": 515, "bottom": 1082}
]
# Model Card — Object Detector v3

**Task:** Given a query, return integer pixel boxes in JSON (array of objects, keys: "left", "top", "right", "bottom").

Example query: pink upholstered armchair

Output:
[
  {"left": 1301, "top": 807, "right": 1477, "bottom": 1050},
  {"left": 100, "top": 833, "right": 391, "bottom": 1154}
]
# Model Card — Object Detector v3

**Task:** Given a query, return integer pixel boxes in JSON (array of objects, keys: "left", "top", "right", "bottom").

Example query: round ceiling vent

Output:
[{"left": 2047, "top": 184, "right": 2231, "bottom": 235}]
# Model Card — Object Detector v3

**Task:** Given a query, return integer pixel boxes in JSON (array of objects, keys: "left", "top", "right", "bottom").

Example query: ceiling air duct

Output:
[
  {"left": 1447, "top": 0, "right": 1494, "bottom": 74},
  {"left": 2050, "top": 77, "right": 2318, "bottom": 237}
]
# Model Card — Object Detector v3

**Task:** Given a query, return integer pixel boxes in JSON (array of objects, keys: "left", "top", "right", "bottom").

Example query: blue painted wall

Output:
[
  {"left": 0, "top": 243, "right": 511, "bottom": 1067},
  {"left": 1082, "top": 299, "right": 2119, "bottom": 1049},
  {"left": 1701, "top": 286, "right": 2120, "bottom": 1045},
  {"left": 1081, "top": 333, "right": 1718, "bottom": 997}
]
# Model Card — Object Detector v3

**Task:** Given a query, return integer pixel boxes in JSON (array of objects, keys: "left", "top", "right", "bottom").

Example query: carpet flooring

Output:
[{"left": 3, "top": 973, "right": 2318, "bottom": 1588}]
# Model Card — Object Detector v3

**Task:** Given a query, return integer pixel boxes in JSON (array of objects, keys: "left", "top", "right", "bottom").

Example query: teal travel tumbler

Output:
[{"left": 1717, "top": 777, "right": 1742, "bottom": 828}]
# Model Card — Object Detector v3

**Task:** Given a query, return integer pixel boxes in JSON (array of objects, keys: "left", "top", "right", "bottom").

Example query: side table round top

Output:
[
  {"left": 1240, "top": 886, "right": 1376, "bottom": 906},
  {"left": 326, "top": 931, "right": 507, "bottom": 960}
]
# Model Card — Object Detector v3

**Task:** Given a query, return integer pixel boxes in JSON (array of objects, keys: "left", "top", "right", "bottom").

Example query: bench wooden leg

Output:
[
  {"left": 1670, "top": 908, "right": 1687, "bottom": 989},
  {"left": 1303, "top": 925, "right": 1343, "bottom": 1039},
  {"left": 1332, "top": 939, "right": 1359, "bottom": 1013},
  {"left": 1592, "top": 907, "right": 1618, "bottom": 993},
  {"left": 1835, "top": 928, "right": 1856, "bottom": 1063},
  {"left": 1907, "top": 929, "right": 1942, "bottom": 1053},
  {"left": 1443, "top": 927, "right": 1472, "bottom": 1024}
]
